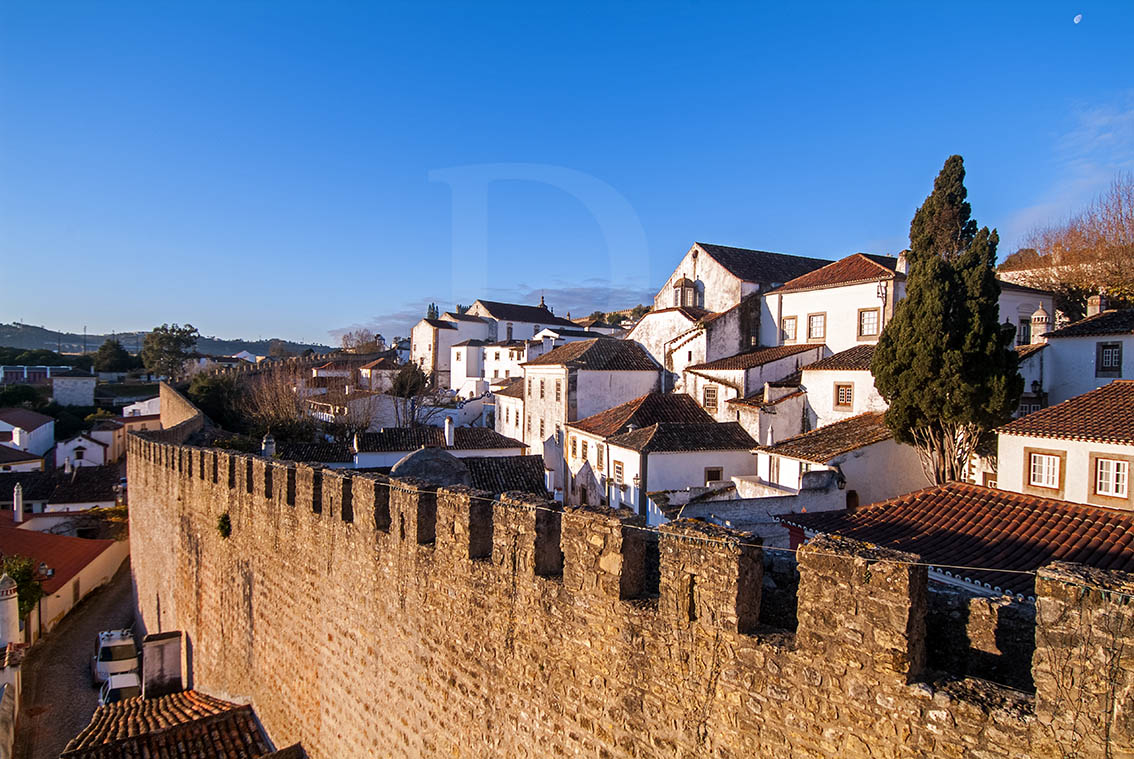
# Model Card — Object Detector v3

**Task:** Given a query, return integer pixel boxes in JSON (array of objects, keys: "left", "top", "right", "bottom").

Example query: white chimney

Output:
[
  {"left": 261, "top": 434, "right": 276, "bottom": 458},
  {"left": 895, "top": 250, "right": 909, "bottom": 275},
  {"left": 12, "top": 484, "right": 22, "bottom": 524},
  {"left": 1087, "top": 294, "right": 1108, "bottom": 317},
  {"left": 444, "top": 417, "right": 455, "bottom": 447},
  {"left": 351, "top": 432, "right": 360, "bottom": 455},
  {"left": 1030, "top": 305, "right": 1050, "bottom": 345},
  {"left": 64, "top": 456, "right": 72, "bottom": 474}
]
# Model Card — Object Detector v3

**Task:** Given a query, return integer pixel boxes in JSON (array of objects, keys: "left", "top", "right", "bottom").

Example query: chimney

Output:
[
  {"left": 1030, "top": 305, "right": 1050, "bottom": 344},
  {"left": 142, "top": 631, "right": 184, "bottom": 699},
  {"left": 0, "top": 574, "right": 18, "bottom": 648},
  {"left": 895, "top": 250, "right": 909, "bottom": 275},
  {"left": 351, "top": 432, "right": 360, "bottom": 455},
  {"left": 261, "top": 433, "right": 276, "bottom": 458},
  {"left": 64, "top": 457, "right": 72, "bottom": 475},
  {"left": 444, "top": 416, "right": 455, "bottom": 448},
  {"left": 12, "top": 484, "right": 22, "bottom": 524},
  {"left": 1087, "top": 294, "right": 1108, "bottom": 317}
]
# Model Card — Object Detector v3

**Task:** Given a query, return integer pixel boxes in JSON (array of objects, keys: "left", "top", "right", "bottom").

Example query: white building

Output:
[
  {"left": 682, "top": 344, "right": 825, "bottom": 424},
  {"left": 752, "top": 411, "right": 928, "bottom": 509},
  {"left": 493, "top": 378, "right": 526, "bottom": 443},
  {"left": 305, "top": 392, "right": 400, "bottom": 432},
  {"left": 50, "top": 370, "right": 96, "bottom": 407},
  {"left": 1039, "top": 306, "right": 1134, "bottom": 405},
  {"left": 603, "top": 422, "right": 758, "bottom": 521},
  {"left": 358, "top": 357, "right": 400, "bottom": 393},
  {"left": 563, "top": 392, "right": 714, "bottom": 507},
  {"left": 0, "top": 446, "right": 42, "bottom": 473},
  {"left": 996, "top": 380, "right": 1134, "bottom": 509},
  {"left": 0, "top": 410, "right": 54, "bottom": 457},
  {"left": 55, "top": 435, "right": 109, "bottom": 468},
  {"left": 519, "top": 339, "right": 660, "bottom": 462},
  {"left": 122, "top": 396, "right": 161, "bottom": 417},
  {"left": 798, "top": 344, "right": 887, "bottom": 429},
  {"left": 724, "top": 382, "right": 808, "bottom": 449}
]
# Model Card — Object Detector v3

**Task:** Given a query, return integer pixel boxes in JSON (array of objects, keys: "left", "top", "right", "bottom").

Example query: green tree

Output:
[
  {"left": 629, "top": 304, "right": 650, "bottom": 320},
  {"left": 587, "top": 310, "right": 607, "bottom": 324},
  {"left": 0, "top": 384, "right": 47, "bottom": 410},
  {"left": 1, "top": 555, "right": 45, "bottom": 620},
  {"left": 871, "top": 155, "right": 1022, "bottom": 484},
  {"left": 188, "top": 373, "right": 244, "bottom": 431},
  {"left": 391, "top": 363, "right": 428, "bottom": 426},
  {"left": 92, "top": 338, "right": 134, "bottom": 372},
  {"left": 141, "top": 323, "right": 199, "bottom": 378},
  {"left": 426, "top": 303, "right": 440, "bottom": 320}
]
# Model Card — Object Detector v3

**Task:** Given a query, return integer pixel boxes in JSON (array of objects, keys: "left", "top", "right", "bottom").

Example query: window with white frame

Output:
[
  {"left": 1029, "top": 453, "right": 1059, "bottom": 489},
  {"left": 858, "top": 309, "right": 880, "bottom": 338},
  {"left": 1095, "top": 458, "right": 1129, "bottom": 498},
  {"left": 807, "top": 313, "right": 826, "bottom": 340},
  {"left": 1097, "top": 342, "right": 1122, "bottom": 377}
]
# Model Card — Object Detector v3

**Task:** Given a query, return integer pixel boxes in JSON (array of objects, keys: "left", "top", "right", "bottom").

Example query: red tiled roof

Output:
[
  {"left": 567, "top": 392, "right": 712, "bottom": 437},
  {"left": 770, "top": 253, "right": 900, "bottom": 294},
  {"left": 607, "top": 421, "right": 756, "bottom": 453},
  {"left": 493, "top": 377, "right": 525, "bottom": 399},
  {"left": 998, "top": 380, "right": 1134, "bottom": 445},
  {"left": 0, "top": 526, "right": 115, "bottom": 595},
  {"left": 1015, "top": 343, "right": 1047, "bottom": 361},
  {"left": 687, "top": 344, "right": 820, "bottom": 372},
  {"left": 803, "top": 344, "right": 876, "bottom": 372},
  {"left": 694, "top": 243, "right": 831, "bottom": 285},
  {"left": 761, "top": 412, "right": 892, "bottom": 463},
  {"left": 781, "top": 482, "right": 1134, "bottom": 597},
  {"left": 1045, "top": 309, "right": 1134, "bottom": 339},
  {"left": 357, "top": 427, "right": 523, "bottom": 453},
  {"left": 359, "top": 357, "right": 399, "bottom": 371},
  {"left": 523, "top": 338, "right": 658, "bottom": 371},
  {"left": 0, "top": 408, "right": 54, "bottom": 432},
  {"left": 463, "top": 455, "right": 549, "bottom": 497},
  {"left": 61, "top": 689, "right": 279, "bottom": 758}
]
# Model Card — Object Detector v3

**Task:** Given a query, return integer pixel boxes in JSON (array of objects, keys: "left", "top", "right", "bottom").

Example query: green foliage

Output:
[
  {"left": 217, "top": 512, "right": 232, "bottom": 539},
  {"left": 629, "top": 304, "right": 650, "bottom": 320},
  {"left": 587, "top": 310, "right": 607, "bottom": 324},
  {"left": 0, "top": 384, "right": 48, "bottom": 410},
  {"left": 0, "top": 347, "right": 72, "bottom": 366},
  {"left": 2, "top": 555, "right": 45, "bottom": 620},
  {"left": 44, "top": 403, "right": 102, "bottom": 440},
  {"left": 84, "top": 408, "right": 116, "bottom": 424},
  {"left": 455, "top": 304, "right": 470, "bottom": 315},
  {"left": 426, "top": 303, "right": 439, "bottom": 320},
  {"left": 92, "top": 339, "right": 137, "bottom": 372},
  {"left": 141, "top": 323, "right": 200, "bottom": 378},
  {"left": 871, "top": 155, "right": 1023, "bottom": 483},
  {"left": 188, "top": 373, "right": 245, "bottom": 431},
  {"left": 211, "top": 433, "right": 262, "bottom": 453},
  {"left": 392, "top": 363, "right": 427, "bottom": 398}
]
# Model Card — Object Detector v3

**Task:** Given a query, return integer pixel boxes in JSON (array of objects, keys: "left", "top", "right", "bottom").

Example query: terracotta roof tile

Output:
[
  {"left": 421, "top": 319, "right": 458, "bottom": 330},
  {"left": 47, "top": 465, "right": 120, "bottom": 505},
  {"left": 687, "top": 344, "right": 820, "bottom": 372},
  {"left": 694, "top": 243, "right": 830, "bottom": 285},
  {"left": 493, "top": 378, "right": 525, "bottom": 399},
  {"left": 359, "top": 357, "right": 399, "bottom": 371},
  {"left": 275, "top": 441, "right": 353, "bottom": 464},
  {"left": 442, "top": 312, "right": 489, "bottom": 323},
  {"left": 1045, "top": 309, "right": 1134, "bottom": 339},
  {"left": 781, "top": 482, "right": 1134, "bottom": 597},
  {"left": 998, "top": 380, "right": 1134, "bottom": 445},
  {"left": 607, "top": 421, "right": 756, "bottom": 452},
  {"left": 771, "top": 253, "right": 900, "bottom": 294},
  {"left": 0, "top": 444, "right": 40, "bottom": 465},
  {"left": 803, "top": 344, "right": 876, "bottom": 371},
  {"left": 567, "top": 393, "right": 712, "bottom": 437},
  {"left": 61, "top": 690, "right": 279, "bottom": 759},
  {"left": 1015, "top": 343, "right": 1047, "bottom": 361},
  {"left": 761, "top": 412, "right": 892, "bottom": 463},
  {"left": 357, "top": 427, "right": 523, "bottom": 453},
  {"left": 0, "top": 526, "right": 115, "bottom": 595},
  {"left": 463, "top": 455, "right": 548, "bottom": 496},
  {"left": 523, "top": 338, "right": 658, "bottom": 371}
]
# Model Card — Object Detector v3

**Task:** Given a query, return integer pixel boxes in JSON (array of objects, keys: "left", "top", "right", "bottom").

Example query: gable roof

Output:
[
  {"left": 1045, "top": 309, "right": 1134, "bottom": 339},
  {"left": 0, "top": 526, "right": 115, "bottom": 595},
  {"left": 452, "top": 339, "right": 489, "bottom": 348},
  {"left": 442, "top": 312, "right": 489, "bottom": 323},
  {"left": 421, "top": 318, "right": 458, "bottom": 330},
  {"left": 463, "top": 455, "right": 549, "bottom": 497},
  {"left": 0, "top": 444, "right": 40, "bottom": 465},
  {"left": 472, "top": 299, "right": 578, "bottom": 327},
  {"left": 770, "top": 253, "right": 900, "bottom": 294},
  {"left": 761, "top": 412, "right": 892, "bottom": 463},
  {"left": 493, "top": 377, "right": 526, "bottom": 399},
  {"left": 0, "top": 408, "right": 53, "bottom": 432},
  {"left": 359, "top": 357, "right": 399, "bottom": 371},
  {"left": 568, "top": 393, "right": 712, "bottom": 438},
  {"left": 276, "top": 441, "right": 354, "bottom": 464},
  {"left": 61, "top": 689, "right": 281, "bottom": 759},
  {"left": 523, "top": 338, "right": 658, "bottom": 371},
  {"left": 686, "top": 344, "right": 819, "bottom": 372},
  {"left": 781, "top": 482, "right": 1134, "bottom": 598},
  {"left": 694, "top": 243, "right": 830, "bottom": 285},
  {"left": 998, "top": 380, "right": 1134, "bottom": 445},
  {"left": 357, "top": 427, "right": 523, "bottom": 453},
  {"left": 803, "top": 344, "right": 876, "bottom": 372},
  {"left": 1015, "top": 343, "right": 1047, "bottom": 361},
  {"left": 607, "top": 421, "right": 756, "bottom": 453}
]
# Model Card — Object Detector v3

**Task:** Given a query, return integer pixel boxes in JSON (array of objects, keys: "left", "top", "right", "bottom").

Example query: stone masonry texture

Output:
[{"left": 127, "top": 434, "right": 1134, "bottom": 759}]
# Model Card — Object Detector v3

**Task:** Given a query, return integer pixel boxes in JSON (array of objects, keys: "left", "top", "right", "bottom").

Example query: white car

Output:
[
  {"left": 91, "top": 629, "right": 138, "bottom": 684},
  {"left": 99, "top": 672, "right": 141, "bottom": 706}
]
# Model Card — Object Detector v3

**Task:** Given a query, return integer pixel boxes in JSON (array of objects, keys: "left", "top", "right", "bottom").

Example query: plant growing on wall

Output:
[
  {"left": 1, "top": 555, "right": 45, "bottom": 619},
  {"left": 217, "top": 512, "right": 232, "bottom": 539},
  {"left": 871, "top": 155, "right": 1022, "bottom": 484}
]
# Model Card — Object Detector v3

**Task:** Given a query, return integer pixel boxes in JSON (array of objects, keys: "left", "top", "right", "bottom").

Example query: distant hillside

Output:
[{"left": 0, "top": 322, "right": 331, "bottom": 357}]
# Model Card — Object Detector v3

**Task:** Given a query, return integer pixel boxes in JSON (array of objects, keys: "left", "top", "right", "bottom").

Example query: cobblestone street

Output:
[{"left": 13, "top": 559, "right": 134, "bottom": 759}]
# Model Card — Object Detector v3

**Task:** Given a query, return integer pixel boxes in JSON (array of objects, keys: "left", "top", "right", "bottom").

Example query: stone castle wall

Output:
[{"left": 127, "top": 435, "right": 1134, "bottom": 759}]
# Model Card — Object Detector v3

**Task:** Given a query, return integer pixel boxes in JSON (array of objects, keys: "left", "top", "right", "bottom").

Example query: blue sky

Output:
[{"left": 2, "top": 1, "right": 1132, "bottom": 345}]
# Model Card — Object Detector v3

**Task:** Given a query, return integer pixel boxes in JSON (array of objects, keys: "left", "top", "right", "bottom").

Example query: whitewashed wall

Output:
[
  {"left": 998, "top": 432, "right": 1134, "bottom": 509},
  {"left": 800, "top": 368, "right": 888, "bottom": 428},
  {"left": 1044, "top": 336, "right": 1134, "bottom": 404}
]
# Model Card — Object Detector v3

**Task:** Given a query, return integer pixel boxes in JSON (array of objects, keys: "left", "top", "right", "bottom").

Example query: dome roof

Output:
[
  {"left": 673, "top": 277, "right": 694, "bottom": 288},
  {"left": 389, "top": 447, "right": 472, "bottom": 488}
]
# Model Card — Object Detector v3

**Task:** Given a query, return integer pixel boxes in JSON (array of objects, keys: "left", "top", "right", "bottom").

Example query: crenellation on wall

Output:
[
  {"left": 797, "top": 535, "right": 927, "bottom": 682},
  {"left": 658, "top": 518, "right": 763, "bottom": 634},
  {"left": 125, "top": 436, "right": 1134, "bottom": 759}
]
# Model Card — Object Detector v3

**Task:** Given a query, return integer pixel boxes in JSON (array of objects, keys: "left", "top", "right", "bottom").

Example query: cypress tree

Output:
[{"left": 871, "top": 156, "right": 1022, "bottom": 484}]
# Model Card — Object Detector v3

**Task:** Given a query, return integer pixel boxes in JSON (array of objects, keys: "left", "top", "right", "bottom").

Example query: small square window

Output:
[
  {"left": 834, "top": 383, "right": 853, "bottom": 408},
  {"left": 781, "top": 316, "right": 797, "bottom": 342},
  {"left": 1029, "top": 453, "right": 1059, "bottom": 489},
  {"left": 1097, "top": 342, "right": 1123, "bottom": 377},
  {"left": 705, "top": 467, "right": 723, "bottom": 484}
]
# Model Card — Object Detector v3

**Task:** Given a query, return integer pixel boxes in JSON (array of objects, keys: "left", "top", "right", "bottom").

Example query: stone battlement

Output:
[{"left": 127, "top": 435, "right": 1134, "bottom": 758}]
